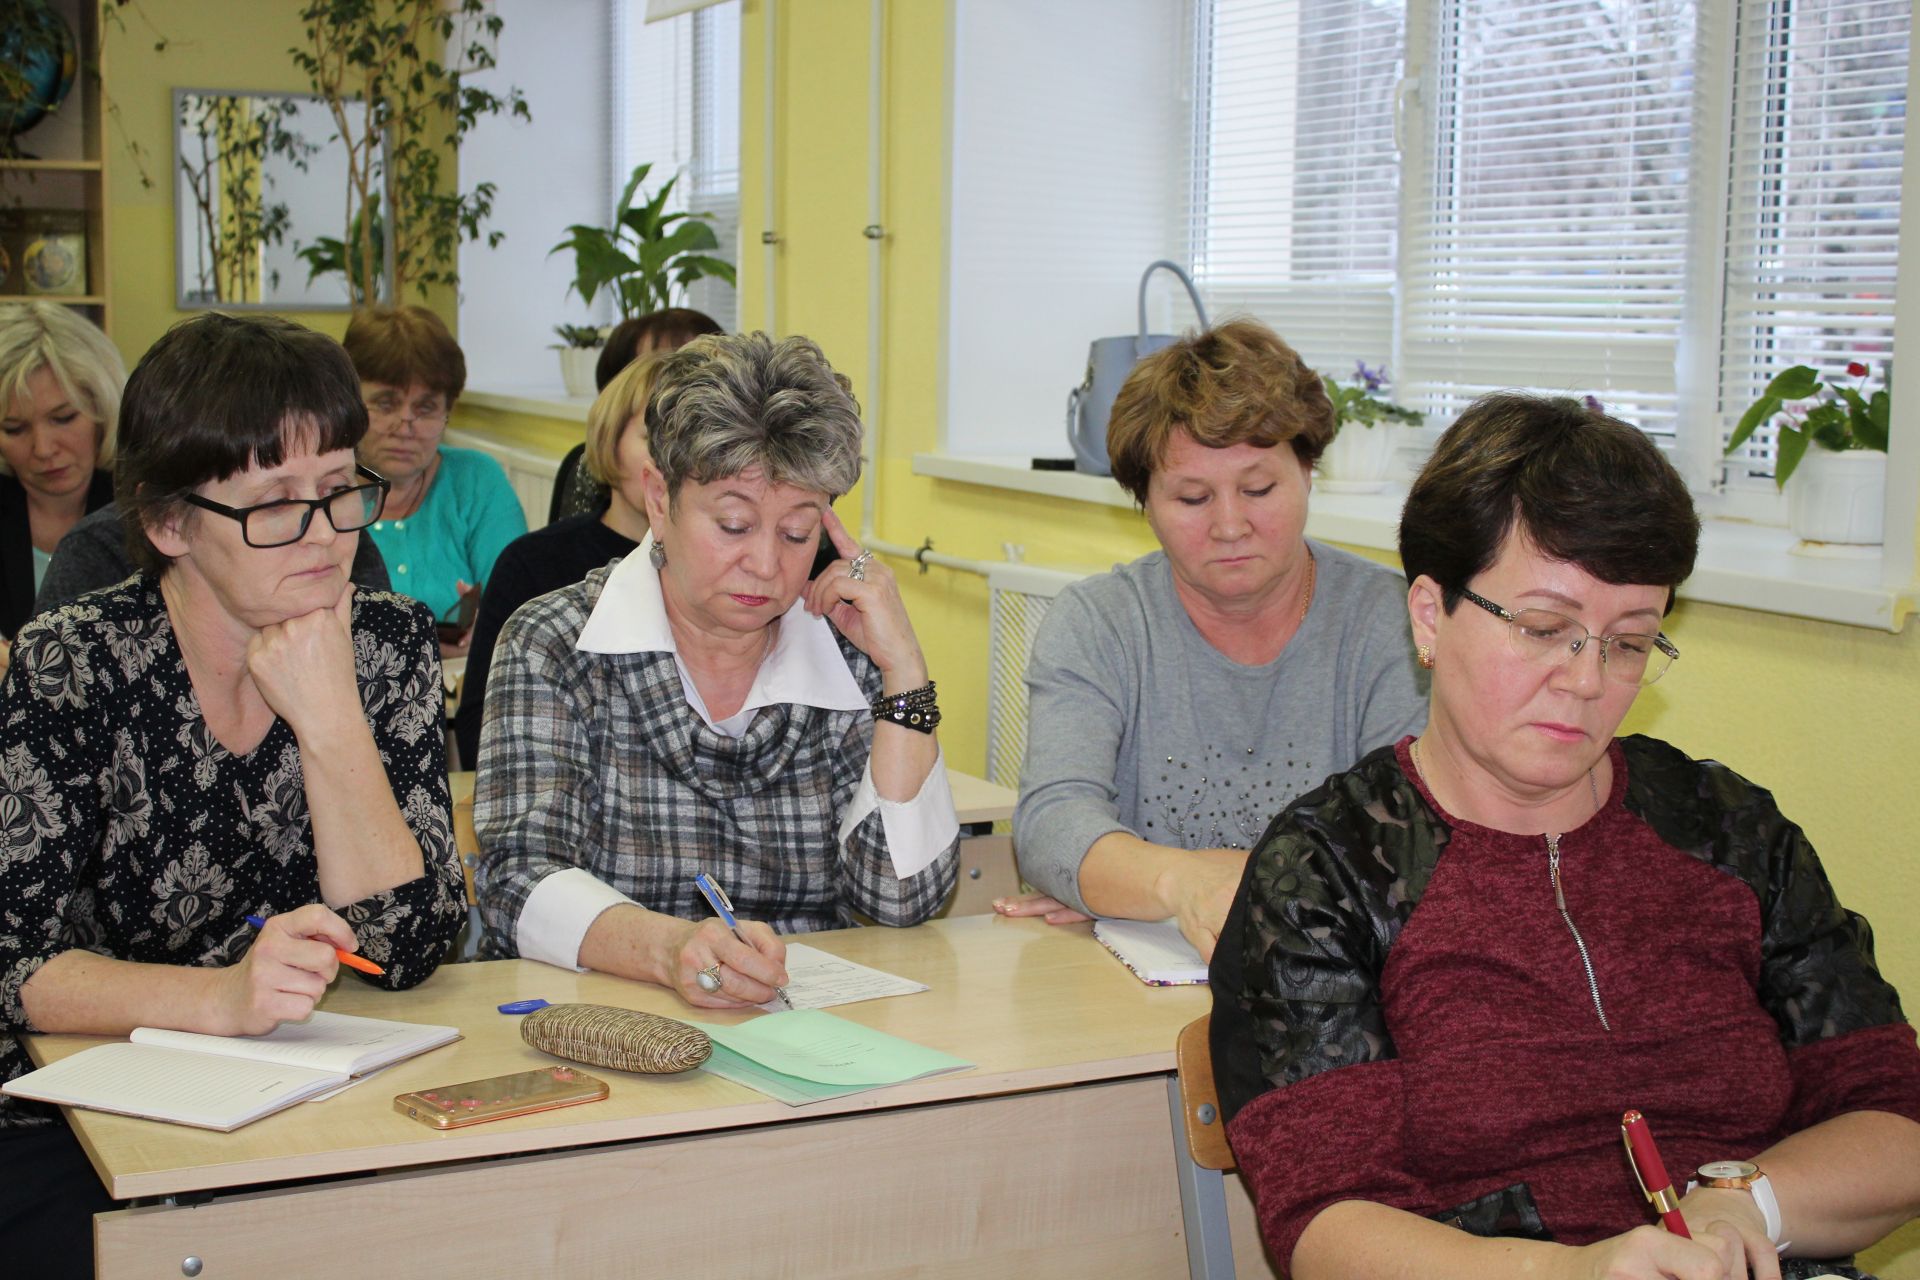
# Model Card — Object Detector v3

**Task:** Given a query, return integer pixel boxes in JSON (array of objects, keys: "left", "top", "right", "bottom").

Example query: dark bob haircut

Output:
[
  {"left": 116, "top": 312, "right": 368, "bottom": 575},
  {"left": 1398, "top": 392, "right": 1700, "bottom": 614},
  {"left": 595, "top": 306, "right": 724, "bottom": 391}
]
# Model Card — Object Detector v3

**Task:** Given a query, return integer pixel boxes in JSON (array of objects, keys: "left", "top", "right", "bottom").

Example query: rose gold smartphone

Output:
[{"left": 394, "top": 1065, "right": 608, "bottom": 1130}]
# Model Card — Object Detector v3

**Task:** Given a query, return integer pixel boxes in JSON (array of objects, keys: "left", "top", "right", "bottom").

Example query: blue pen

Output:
[{"left": 692, "top": 873, "right": 791, "bottom": 1009}]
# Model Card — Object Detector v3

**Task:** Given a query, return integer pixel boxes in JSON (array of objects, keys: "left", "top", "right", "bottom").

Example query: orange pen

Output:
[{"left": 243, "top": 914, "right": 386, "bottom": 977}]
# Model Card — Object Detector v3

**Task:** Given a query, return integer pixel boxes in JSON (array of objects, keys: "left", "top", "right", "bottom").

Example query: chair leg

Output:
[{"left": 1167, "top": 1075, "right": 1237, "bottom": 1280}]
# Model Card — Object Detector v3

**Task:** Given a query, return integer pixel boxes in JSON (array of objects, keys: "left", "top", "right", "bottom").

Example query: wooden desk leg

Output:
[{"left": 1167, "top": 1075, "right": 1238, "bottom": 1280}]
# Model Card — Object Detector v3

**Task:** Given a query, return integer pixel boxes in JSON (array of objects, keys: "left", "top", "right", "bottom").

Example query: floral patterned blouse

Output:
[{"left": 0, "top": 577, "right": 466, "bottom": 1124}]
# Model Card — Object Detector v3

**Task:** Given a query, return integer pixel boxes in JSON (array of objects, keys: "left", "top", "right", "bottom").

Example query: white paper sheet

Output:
[{"left": 755, "top": 942, "right": 930, "bottom": 1012}]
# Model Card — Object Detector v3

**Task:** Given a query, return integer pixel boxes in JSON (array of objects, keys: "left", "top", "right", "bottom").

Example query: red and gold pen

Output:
[{"left": 1621, "top": 1110, "right": 1691, "bottom": 1238}]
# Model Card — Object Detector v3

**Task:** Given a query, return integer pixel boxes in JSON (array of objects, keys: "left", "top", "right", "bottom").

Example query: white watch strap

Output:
[
  {"left": 1686, "top": 1173, "right": 1788, "bottom": 1252},
  {"left": 1747, "top": 1173, "right": 1788, "bottom": 1253}
]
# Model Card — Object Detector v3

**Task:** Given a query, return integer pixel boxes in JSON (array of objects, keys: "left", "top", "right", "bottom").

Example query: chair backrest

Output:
[
  {"left": 548, "top": 442, "right": 610, "bottom": 524},
  {"left": 1177, "top": 1013, "right": 1235, "bottom": 1171}
]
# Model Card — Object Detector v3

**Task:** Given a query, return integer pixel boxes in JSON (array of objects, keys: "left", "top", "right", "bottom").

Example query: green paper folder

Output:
[{"left": 691, "top": 1009, "right": 971, "bottom": 1106}]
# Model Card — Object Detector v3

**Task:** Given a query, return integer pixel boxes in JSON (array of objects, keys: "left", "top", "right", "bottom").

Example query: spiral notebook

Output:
[
  {"left": 1093, "top": 918, "right": 1209, "bottom": 986},
  {"left": 4, "top": 1010, "right": 460, "bottom": 1131}
]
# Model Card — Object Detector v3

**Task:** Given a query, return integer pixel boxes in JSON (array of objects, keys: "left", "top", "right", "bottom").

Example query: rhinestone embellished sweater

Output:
[{"left": 1211, "top": 735, "right": 1920, "bottom": 1274}]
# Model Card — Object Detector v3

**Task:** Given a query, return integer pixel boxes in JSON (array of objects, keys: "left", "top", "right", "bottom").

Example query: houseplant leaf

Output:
[{"left": 1773, "top": 425, "right": 1812, "bottom": 489}]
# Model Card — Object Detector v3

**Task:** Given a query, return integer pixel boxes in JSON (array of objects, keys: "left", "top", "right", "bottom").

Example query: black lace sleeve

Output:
[
  {"left": 1619, "top": 735, "right": 1906, "bottom": 1047},
  {"left": 1211, "top": 746, "right": 1449, "bottom": 1124}
]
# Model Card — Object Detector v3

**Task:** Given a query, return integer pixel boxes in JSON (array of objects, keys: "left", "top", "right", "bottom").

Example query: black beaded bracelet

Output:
[{"left": 872, "top": 681, "right": 941, "bottom": 733}]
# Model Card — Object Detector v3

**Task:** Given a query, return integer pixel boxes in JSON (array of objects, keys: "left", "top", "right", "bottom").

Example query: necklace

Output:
[
  {"left": 1408, "top": 736, "right": 1611, "bottom": 1030},
  {"left": 386, "top": 453, "right": 439, "bottom": 520},
  {"left": 1297, "top": 548, "right": 1316, "bottom": 625}
]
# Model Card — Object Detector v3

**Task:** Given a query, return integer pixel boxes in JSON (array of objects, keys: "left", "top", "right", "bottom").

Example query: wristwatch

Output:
[{"left": 1689, "top": 1160, "right": 1787, "bottom": 1251}]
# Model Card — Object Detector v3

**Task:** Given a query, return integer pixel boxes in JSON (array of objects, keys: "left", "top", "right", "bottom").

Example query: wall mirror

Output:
[{"left": 172, "top": 88, "right": 382, "bottom": 311}]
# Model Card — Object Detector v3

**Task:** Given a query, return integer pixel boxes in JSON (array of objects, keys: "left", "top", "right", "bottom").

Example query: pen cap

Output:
[{"left": 521, "top": 1004, "right": 712, "bottom": 1075}]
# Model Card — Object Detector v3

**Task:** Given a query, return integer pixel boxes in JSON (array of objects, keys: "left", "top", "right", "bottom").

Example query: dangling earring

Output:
[
  {"left": 1417, "top": 644, "right": 1434, "bottom": 670},
  {"left": 649, "top": 541, "right": 667, "bottom": 570}
]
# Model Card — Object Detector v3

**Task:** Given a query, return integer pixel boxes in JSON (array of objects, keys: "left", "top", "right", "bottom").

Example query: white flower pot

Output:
[
  {"left": 1316, "top": 422, "right": 1400, "bottom": 493},
  {"left": 558, "top": 346, "right": 602, "bottom": 398},
  {"left": 1788, "top": 447, "right": 1885, "bottom": 548}
]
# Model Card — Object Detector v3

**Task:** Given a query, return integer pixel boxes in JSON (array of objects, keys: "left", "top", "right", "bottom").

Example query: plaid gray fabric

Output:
[{"left": 473, "top": 565, "right": 957, "bottom": 956}]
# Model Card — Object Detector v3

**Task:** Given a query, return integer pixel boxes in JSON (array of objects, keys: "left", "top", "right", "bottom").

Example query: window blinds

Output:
[
  {"left": 1190, "top": 0, "right": 1405, "bottom": 372},
  {"left": 610, "top": 0, "right": 740, "bottom": 331},
  {"left": 1400, "top": 0, "right": 1698, "bottom": 437},
  {"left": 1716, "top": 0, "right": 1906, "bottom": 482}
]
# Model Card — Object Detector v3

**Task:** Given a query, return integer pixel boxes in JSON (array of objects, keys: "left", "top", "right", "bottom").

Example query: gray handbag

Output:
[{"left": 1066, "top": 259, "right": 1211, "bottom": 475}]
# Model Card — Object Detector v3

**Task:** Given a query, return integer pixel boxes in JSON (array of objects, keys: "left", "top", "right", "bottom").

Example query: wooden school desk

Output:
[{"left": 32, "top": 915, "right": 1278, "bottom": 1279}]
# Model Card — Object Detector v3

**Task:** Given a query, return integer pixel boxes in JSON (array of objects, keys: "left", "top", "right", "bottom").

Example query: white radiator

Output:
[
  {"left": 984, "top": 563, "right": 1088, "bottom": 792},
  {"left": 445, "top": 428, "right": 566, "bottom": 531}
]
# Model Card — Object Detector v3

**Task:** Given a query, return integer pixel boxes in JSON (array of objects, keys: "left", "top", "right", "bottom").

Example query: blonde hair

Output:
[
  {"left": 0, "top": 301, "right": 126, "bottom": 476},
  {"left": 583, "top": 353, "right": 664, "bottom": 486}
]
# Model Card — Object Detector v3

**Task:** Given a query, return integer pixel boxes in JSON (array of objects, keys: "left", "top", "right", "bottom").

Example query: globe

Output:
[{"left": 0, "top": 4, "right": 79, "bottom": 143}]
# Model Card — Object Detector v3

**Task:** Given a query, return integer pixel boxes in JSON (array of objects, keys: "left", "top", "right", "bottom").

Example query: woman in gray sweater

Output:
[{"left": 1005, "top": 321, "right": 1426, "bottom": 960}]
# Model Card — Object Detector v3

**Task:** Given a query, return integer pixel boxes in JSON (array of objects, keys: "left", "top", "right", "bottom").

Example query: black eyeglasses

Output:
[
  {"left": 1461, "top": 587, "right": 1680, "bottom": 687},
  {"left": 181, "top": 465, "right": 391, "bottom": 549}
]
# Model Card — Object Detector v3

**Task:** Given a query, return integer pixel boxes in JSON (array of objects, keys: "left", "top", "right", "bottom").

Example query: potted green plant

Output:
[
  {"left": 1723, "top": 361, "right": 1890, "bottom": 548},
  {"left": 1317, "top": 361, "right": 1423, "bottom": 492},
  {"left": 550, "top": 162, "right": 736, "bottom": 322},
  {"left": 551, "top": 323, "right": 605, "bottom": 398}
]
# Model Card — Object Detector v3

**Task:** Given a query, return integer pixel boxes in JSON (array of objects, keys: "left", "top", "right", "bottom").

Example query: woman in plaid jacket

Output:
[{"left": 475, "top": 332, "right": 958, "bottom": 1007}]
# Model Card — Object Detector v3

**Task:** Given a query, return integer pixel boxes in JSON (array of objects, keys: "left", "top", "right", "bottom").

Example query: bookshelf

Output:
[{"left": 1, "top": 0, "right": 110, "bottom": 335}]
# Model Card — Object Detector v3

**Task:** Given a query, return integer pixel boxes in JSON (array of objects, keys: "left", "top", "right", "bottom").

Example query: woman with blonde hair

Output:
[
  {"left": 453, "top": 355, "right": 661, "bottom": 765},
  {"left": 0, "top": 301, "right": 122, "bottom": 645}
]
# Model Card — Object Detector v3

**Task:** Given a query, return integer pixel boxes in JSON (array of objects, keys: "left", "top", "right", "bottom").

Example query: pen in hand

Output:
[
  {"left": 243, "top": 914, "right": 385, "bottom": 977},
  {"left": 692, "top": 873, "right": 792, "bottom": 1009},
  {"left": 1621, "top": 1109, "right": 1691, "bottom": 1239}
]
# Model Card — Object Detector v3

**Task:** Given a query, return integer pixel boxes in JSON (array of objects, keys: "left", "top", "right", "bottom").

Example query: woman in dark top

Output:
[
  {"left": 0, "top": 313, "right": 465, "bottom": 1277},
  {"left": 0, "top": 301, "right": 124, "bottom": 651},
  {"left": 453, "top": 355, "right": 659, "bottom": 765},
  {"left": 1211, "top": 394, "right": 1920, "bottom": 1280}
]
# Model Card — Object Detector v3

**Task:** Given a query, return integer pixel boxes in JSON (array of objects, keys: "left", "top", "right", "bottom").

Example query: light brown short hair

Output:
[
  {"left": 341, "top": 305, "right": 466, "bottom": 402},
  {"left": 1107, "top": 319, "right": 1334, "bottom": 505},
  {"left": 583, "top": 354, "right": 663, "bottom": 486}
]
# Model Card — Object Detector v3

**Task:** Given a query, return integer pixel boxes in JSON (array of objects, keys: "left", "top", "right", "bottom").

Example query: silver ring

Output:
[
  {"left": 696, "top": 964, "right": 723, "bottom": 993},
  {"left": 847, "top": 549, "right": 873, "bottom": 582}
]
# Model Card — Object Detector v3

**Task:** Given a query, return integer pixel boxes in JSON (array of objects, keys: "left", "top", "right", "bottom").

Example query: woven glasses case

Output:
[{"left": 519, "top": 1003, "right": 712, "bottom": 1074}]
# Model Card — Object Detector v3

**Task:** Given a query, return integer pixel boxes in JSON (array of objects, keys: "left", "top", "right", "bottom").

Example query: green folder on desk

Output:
[{"left": 691, "top": 1010, "right": 971, "bottom": 1106}]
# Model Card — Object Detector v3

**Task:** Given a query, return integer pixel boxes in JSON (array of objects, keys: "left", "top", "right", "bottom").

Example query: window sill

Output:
[
  {"left": 464, "top": 386, "right": 593, "bottom": 423},
  {"left": 911, "top": 452, "right": 1917, "bottom": 632}
]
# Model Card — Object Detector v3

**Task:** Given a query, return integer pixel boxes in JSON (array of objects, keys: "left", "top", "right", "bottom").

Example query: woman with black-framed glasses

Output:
[
  {"left": 0, "top": 313, "right": 464, "bottom": 1276},
  {"left": 1211, "top": 393, "right": 1920, "bottom": 1280}
]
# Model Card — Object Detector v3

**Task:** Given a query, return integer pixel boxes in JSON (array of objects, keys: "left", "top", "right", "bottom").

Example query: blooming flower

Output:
[
  {"left": 1353, "top": 361, "right": 1387, "bottom": 392},
  {"left": 1583, "top": 395, "right": 1605, "bottom": 414},
  {"left": 1847, "top": 361, "right": 1868, "bottom": 377}
]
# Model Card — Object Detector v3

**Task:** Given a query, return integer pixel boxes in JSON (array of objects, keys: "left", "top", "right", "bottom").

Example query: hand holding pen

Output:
[
  {"left": 687, "top": 873, "right": 791, "bottom": 1009},
  {"left": 216, "top": 905, "right": 364, "bottom": 1036}
]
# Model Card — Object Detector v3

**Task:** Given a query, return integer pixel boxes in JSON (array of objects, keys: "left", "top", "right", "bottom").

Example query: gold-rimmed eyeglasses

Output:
[
  {"left": 1461, "top": 587, "right": 1679, "bottom": 687},
  {"left": 365, "top": 392, "right": 449, "bottom": 427},
  {"left": 181, "top": 465, "right": 391, "bottom": 548}
]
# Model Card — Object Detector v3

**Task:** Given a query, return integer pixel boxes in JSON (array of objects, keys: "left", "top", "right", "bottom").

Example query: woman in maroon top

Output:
[{"left": 1211, "top": 393, "right": 1920, "bottom": 1280}]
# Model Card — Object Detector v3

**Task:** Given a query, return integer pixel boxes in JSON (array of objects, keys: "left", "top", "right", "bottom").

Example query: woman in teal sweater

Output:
[{"left": 343, "top": 306, "right": 526, "bottom": 649}]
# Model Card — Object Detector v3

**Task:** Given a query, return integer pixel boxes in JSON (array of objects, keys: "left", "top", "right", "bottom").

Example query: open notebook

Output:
[
  {"left": 1093, "top": 918, "right": 1209, "bottom": 986},
  {"left": 4, "top": 1010, "right": 460, "bottom": 1132}
]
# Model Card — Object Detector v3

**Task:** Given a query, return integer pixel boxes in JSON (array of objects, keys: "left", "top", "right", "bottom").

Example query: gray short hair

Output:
[
  {"left": 645, "top": 331, "right": 863, "bottom": 502},
  {"left": 0, "top": 300, "right": 126, "bottom": 477}
]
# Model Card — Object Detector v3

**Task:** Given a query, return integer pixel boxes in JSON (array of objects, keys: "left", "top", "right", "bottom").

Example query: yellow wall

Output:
[{"left": 103, "top": 1, "right": 455, "bottom": 366}]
